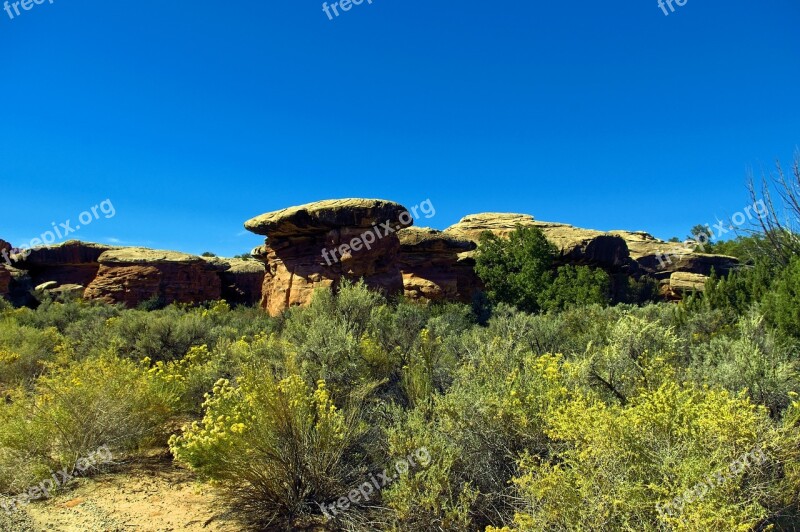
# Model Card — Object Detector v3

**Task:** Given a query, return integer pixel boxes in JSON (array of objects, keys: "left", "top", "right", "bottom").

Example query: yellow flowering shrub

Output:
[
  {"left": 170, "top": 370, "right": 368, "bottom": 526},
  {"left": 504, "top": 379, "right": 779, "bottom": 531}
]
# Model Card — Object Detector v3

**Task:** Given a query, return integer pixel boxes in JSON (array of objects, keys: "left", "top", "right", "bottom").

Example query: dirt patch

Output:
[{"left": 2, "top": 455, "right": 245, "bottom": 532}]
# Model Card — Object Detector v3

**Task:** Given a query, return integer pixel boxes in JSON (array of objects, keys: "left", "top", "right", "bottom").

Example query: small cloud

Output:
[
  {"left": 105, "top": 237, "right": 124, "bottom": 244},
  {"left": 235, "top": 231, "right": 249, "bottom": 237}
]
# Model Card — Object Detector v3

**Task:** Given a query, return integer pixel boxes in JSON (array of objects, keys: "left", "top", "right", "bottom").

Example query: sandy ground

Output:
[{"left": 0, "top": 454, "right": 246, "bottom": 532}]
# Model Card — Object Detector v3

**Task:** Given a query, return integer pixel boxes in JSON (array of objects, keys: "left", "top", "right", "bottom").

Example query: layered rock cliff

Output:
[{"left": 0, "top": 198, "right": 740, "bottom": 311}]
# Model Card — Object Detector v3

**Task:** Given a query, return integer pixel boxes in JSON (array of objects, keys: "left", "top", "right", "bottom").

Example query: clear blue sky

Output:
[{"left": 1, "top": 1, "right": 798, "bottom": 256}]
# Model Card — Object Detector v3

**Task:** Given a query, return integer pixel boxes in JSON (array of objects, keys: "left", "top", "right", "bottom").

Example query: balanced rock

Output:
[
  {"left": 245, "top": 199, "right": 413, "bottom": 316},
  {"left": 84, "top": 248, "right": 222, "bottom": 307},
  {"left": 397, "top": 227, "right": 479, "bottom": 302}
]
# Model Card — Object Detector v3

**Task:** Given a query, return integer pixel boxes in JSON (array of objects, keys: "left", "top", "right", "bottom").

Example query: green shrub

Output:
[
  {"left": 34, "top": 355, "right": 177, "bottom": 460},
  {"left": 0, "top": 320, "right": 66, "bottom": 388},
  {"left": 688, "top": 311, "right": 798, "bottom": 417}
]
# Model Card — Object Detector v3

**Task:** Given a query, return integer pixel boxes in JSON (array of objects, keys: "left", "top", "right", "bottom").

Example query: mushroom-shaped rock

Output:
[{"left": 244, "top": 199, "right": 411, "bottom": 315}]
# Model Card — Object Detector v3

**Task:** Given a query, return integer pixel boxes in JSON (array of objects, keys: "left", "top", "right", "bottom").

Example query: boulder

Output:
[
  {"left": 397, "top": 227, "right": 480, "bottom": 302},
  {"left": 668, "top": 271, "right": 710, "bottom": 297},
  {"left": 84, "top": 248, "right": 222, "bottom": 307},
  {"left": 245, "top": 199, "right": 411, "bottom": 316}
]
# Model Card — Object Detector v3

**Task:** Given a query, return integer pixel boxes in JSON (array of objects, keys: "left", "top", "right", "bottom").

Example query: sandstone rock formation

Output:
[
  {"left": 0, "top": 265, "right": 10, "bottom": 300},
  {"left": 445, "top": 214, "right": 633, "bottom": 271},
  {"left": 668, "top": 271, "right": 710, "bottom": 296},
  {"left": 397, "top": 227, "right": 479, "bottom": 302},
  {"left": 12, "top": 240, "right": 117, "bottom": 288},
  {"left": 246, "top": 199, "right": 413, "bottom": 316},
  {"left": 610, "top": 230, "right": 739, "bottom": 279},
  {"left": 0, "top": 199, "right": 743, "bottom": 311},
  {"left": 84, "top": 248, "right": 222, "bottom": 307},
  {"left": 203, "top": 257, "right": 265, "bottom": 306}
]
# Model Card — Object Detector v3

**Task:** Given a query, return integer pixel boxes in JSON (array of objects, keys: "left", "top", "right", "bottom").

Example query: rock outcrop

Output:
[
  {"left": 84, "top": 248, "right": 222, "bottom": 307},
  {"left": 667, "top": 271, "right": 710, "bottom": 296},
  {"left": 203, "top": 257, "right": 265, "bottom": 306},
  {"left": 610, "top": 231, "right": 738, "bottom": 279},
  {"left": 12, "top": 240, "right": 117, "bottom": 288},
  {"left": 397, "top": 227, "right": 479, "bottom": 302},
  {"left": 445, "top": 214, "right": 633, "bottom": 271},
  {"left": 0, "top": 199, "right": 743, "bottom": 311},
  {"left": 246, "top": 199, "right": 413, "bottom": 316},
  {"left": 0, "top": 265, "right": 10, "bottom": 300}
]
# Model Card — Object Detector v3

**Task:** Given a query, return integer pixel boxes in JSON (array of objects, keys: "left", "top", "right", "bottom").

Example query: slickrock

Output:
[
  {"left": 246, "top": 199, "right": 413, "bottom": 316},
  {"left": 84, "top": 248, "right": 222, "bottom": 307},
  {"left": 397, "top": 227, "right": 480, "bottom": 302}
]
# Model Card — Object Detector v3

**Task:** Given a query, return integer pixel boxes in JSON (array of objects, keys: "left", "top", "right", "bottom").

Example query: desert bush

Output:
[
  {"left": 0, "top": 320, "right": 67, "bottom": 387},
  {"left": 579, "top": 314, "right": 682, "bottom": 405},
  {"left": 170, "top": 370, "right": 374, "bottom": 529},
  {"left": 0, "top": 388, "right": 55, "bottom": 494},
  {"left": 497, "top": 380, "right": 780, "bottom": 531},
  {"left": 34, "top": 355, "right": 178, "bottom": 460},
  {"left": 384, "top": 340, "right": 573, "bottom": 530},
  {"left": 689, "top": 311, "right": 799, "bottom": 416},
  {"left": 109, "top": 306, "right": 212, "bottom": 363}
]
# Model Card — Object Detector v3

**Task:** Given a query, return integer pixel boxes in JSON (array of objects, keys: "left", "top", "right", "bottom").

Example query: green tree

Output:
[
  {"left": 763, "top": 256, "right": 800, "bottom": 338},
  {"left": 541, "top": 264, "right": 611, "bottom": 312}
]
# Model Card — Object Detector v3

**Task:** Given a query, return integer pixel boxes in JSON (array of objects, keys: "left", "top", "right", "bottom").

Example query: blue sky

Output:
[{"left": 1, "top": 0, "right": 798, "bottom": 256}]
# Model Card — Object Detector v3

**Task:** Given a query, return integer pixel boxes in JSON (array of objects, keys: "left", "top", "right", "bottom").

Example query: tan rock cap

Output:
[{"left": 244, "top": 199, "right": 413, "bottom": 237}]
